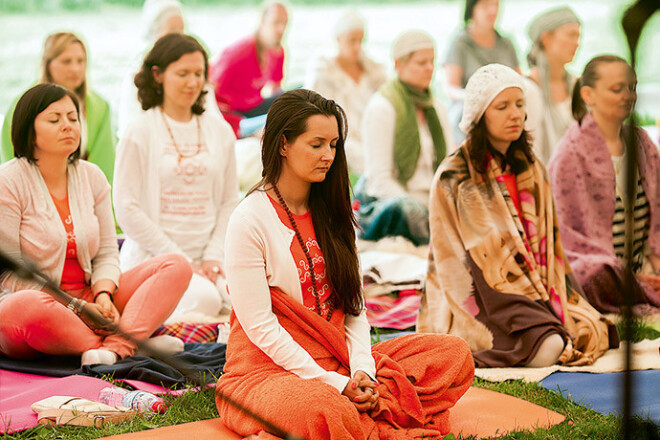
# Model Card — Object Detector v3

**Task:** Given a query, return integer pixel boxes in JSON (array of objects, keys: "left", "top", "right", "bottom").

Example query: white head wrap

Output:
[
  {"left": 332, "top": 10, "right": 365, "bottom": 39},
  {"left": 528, "top": 7, "right": 580, "bottom": 44},
  {"left": 391, "top": 30, "right": 435, "bottom": 60},
  {"left": 459, "top": 64, "right": 525, "bottom": 133},
  {"left": 141, "top": 0, "right": 183, "bottom": 42}
]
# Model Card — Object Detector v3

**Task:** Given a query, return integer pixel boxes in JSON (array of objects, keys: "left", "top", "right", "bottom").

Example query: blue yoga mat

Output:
[{"left": 540, "top": 370, "right": 660, "bottom": 423}]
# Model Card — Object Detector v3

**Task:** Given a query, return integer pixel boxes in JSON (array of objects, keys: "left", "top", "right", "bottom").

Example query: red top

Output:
[
  {"left": 268, "top": 196, "right": 333, "bottom": 318},
  {"left": 50, "top": 194, "right": 86, "bottom": 290},
  {"left": 210, "top": 35, "right": 284, "bottom": 135},
  {"left": 501, "top": 172, "right": 522, "bottom": 220}
]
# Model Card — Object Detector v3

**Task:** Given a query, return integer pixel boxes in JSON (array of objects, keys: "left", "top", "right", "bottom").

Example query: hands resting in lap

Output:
[{"left": 343, "top": 370, "right": 379, "bottom": 412}]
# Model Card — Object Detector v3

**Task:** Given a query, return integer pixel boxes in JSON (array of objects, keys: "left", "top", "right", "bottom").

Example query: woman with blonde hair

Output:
[{"left": 1, "top": 32, "right": 116, "bottom": 183}]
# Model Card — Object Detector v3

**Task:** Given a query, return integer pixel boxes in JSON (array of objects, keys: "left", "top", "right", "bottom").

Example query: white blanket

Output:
[{"left": 475, "top": 338, "right": 660, "bottom": 383}]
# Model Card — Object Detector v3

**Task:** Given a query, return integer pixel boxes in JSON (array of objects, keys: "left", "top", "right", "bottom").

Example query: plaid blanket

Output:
[
  {"left": 365, "top": 289, "right": 421, "bottom": 330},
  {"left": 152, "top": 322, "right": 220, "bottom": 343}
]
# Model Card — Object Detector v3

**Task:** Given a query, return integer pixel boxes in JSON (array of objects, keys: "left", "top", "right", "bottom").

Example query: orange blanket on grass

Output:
[{"left": 216, "top": 288, "right": 474, "bottom": 439}]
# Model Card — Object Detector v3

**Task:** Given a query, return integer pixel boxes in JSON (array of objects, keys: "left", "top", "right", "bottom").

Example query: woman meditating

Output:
[
  {"left": 0, "top": 84, "right": 191, "bottom": 366},
  {"left": 549, "top": 55, "right": 660, "bottom": 314},
  {"left": 444, "top": 0, "right": 520, "bottom": 145},
  {"left": 524, "top": 7, "right": 581, "bottom": 163},
  {"left": 356, "top": 30, "right": 452, "bottom": 246},
  {"left": 114, "top": 33, "right": 238, "bottom": 320},
  {"left": 216, "top": 89, "right": 474, "bottom": 439},
  {"left": 304, "top": 9, "right": 387, "bottom": 174},
  {"left": 1, "top": 32, "right": 116, "bottom": 183},
  {"left": 417, "top": 64, "right": 617, "bottom": 368}
]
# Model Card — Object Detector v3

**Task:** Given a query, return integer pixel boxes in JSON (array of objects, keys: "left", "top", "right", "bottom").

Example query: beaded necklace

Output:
[
  {"left": 273, "top": 185, "right": 334, "bottom": 321},
  {"left": 161, "top": 109, "right": 202, "bottom": 164}
]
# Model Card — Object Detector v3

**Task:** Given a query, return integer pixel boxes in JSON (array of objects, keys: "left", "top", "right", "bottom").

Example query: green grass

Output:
[
  {"left": 6, "top": 377, "right": 658, "bottom": 439},
  {"left": 616, "top": 319, "right": 660, "bottom": 343}
]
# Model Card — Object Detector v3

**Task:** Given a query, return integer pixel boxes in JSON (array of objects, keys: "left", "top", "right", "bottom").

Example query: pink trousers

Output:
[{"left": 0, "top": 254, "right": 191, "bottom": 359}]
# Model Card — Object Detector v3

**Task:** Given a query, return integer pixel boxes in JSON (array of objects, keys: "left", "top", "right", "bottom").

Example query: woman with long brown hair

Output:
[
  {"left": 418, "top": 64, "right": 617, "bottom": 368},
  {"left": 216, "top": 89, "right": 473, "bottom": 439}
]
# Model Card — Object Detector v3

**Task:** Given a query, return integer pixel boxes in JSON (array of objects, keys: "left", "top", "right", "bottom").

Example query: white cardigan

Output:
[
  {"left": 523, "top": 77, "right": 573, "bottom": 164},
  {"left": 361, "top": 92, "right": 453, "bottom": 204},
  {"left": 225, "top": 191, "right": 376, "bottom": 392},
  {"left": 113, "top": 108, "right": 238, "bottom": 270}
]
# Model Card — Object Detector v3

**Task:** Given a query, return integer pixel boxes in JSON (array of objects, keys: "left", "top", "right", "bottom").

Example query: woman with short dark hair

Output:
[
  {"left": 113, "top": 33, "right": 238, "bottom": 322},
  {"left": 216, "top": 89, "right": 473, "bottom": 438},
  {"left": 0, "top": 84, "right": 190, "bottom": 366},
  {"left": 418, "top": 64, "right": 617, "bottom": 368}
]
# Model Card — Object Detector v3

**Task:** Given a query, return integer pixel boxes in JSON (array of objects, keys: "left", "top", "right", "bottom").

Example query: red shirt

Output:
[
  {"left": 501, "top": 172, "right": 522, "bottom": 220},
  {"left": 50, "top": 193, "right": 86, "bottom": 290},
  {"left": 210, "top": 35, "right": 284, "bottom": 135},
  {"left": 268, "top": 196, "right": 333, "bottom": 318}
]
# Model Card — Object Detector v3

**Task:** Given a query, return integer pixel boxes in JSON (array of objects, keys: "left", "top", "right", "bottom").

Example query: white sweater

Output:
[
  {"left": 361, "top": 92, "right": 453, "bottom": 206},
  {"left": 225, "top": 190, "right": 376, "bottom": 392},
  {"left": 524, "top": 77, "right": 573, "bottom": 164},
  {"left": 113, "top": 108, "right": 238, "bottom": 270}
]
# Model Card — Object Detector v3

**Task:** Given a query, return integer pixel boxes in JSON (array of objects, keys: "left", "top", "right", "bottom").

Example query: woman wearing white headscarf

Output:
[
  {"left": 355, "top": 30, "right": 452, "bottom": 246},
  {"left": 524, "top": 7, "right": 581, "bottom": 163},
  {"left": 304, "top": 10, "right": 387, "bottom": 174},
  {"left": 418, "top": 64, "right": 616, "bottom": 368}
]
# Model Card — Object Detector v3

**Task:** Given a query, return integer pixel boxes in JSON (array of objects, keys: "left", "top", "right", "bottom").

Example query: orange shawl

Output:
[{"left": 216, "top": 288, "right": 473, "bottom": 440}]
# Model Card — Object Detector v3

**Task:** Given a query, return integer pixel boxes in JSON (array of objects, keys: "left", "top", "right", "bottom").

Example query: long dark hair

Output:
[
  {"left": 571, "top": 55, "right": 633, "bottom": 123},
  {"left": 467, "top": 116, "right": 534, "bottom": 175},
  {"left": 249, "top": 89, "right": 363, "bottom": 316},
  {"left": 12, "top": 84, "right": 81, "bottom": 163},
  {"left": 134, "top": 33, "right": 208, "bottom": 114}
]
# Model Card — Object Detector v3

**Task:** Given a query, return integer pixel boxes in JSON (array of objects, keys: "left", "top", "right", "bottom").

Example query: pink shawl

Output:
[{"left": 548, "top": 112, "right": 660, "bottom": 312}]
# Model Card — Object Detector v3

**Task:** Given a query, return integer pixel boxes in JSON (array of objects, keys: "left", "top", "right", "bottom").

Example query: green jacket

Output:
[{"left": 1, "top": 89, "right": 116, "bottom": 183}]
